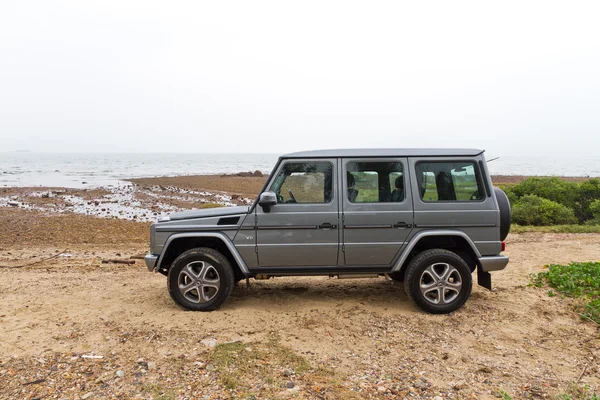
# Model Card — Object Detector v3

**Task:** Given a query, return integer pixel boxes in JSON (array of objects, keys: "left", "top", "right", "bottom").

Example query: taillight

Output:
[{"left": 501, "top": 241, "right": 506, "bottom": 252}]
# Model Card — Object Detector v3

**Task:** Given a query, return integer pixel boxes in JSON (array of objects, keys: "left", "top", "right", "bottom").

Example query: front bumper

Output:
[
  {"left": 478, "top": 255, "right": 509, "bottom": 272},
  {"left": 145, "top": 254, "right": 158, "bottom": 272}
]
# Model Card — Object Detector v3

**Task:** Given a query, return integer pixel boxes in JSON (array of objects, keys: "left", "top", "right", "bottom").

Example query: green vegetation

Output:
[
  {"left": 531, "top": 261, "right": 600, "bottom": 325},
  {"left": 512, "top": 195, "right": 577, "bottom": 225},
  {"left": 554, "top": 385, "right": 600, "bottom": 400},
  {"left": 498, "top": 389, "right": 513, "bottom": 399},
  {"left": 500, "top": 177, "right": 600, "bottom": 226}
]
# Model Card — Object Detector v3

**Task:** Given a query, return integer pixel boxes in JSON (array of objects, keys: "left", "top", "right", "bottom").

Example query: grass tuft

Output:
[
  {"left": 207, "top": 336, "right": 361, "bottom": 398},
  {"left": 198, "top": 202, "right": 225, "bottom": 209}
]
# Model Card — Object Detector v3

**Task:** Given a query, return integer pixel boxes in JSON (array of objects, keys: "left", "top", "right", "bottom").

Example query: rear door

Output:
[
  {"left": 408, "top": 157, "right": 500, "bottom": 256},
  {"left": 341, "top": 158, "right": 414, "bottom": 266}
]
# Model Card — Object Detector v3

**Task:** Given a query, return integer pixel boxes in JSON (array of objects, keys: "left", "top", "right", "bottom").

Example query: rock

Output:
[
  {"left": 8, "top": 201, "right": 19, "bottom": 207},
  {"left": 253, "top": 170, "right": 263, "bottom": 177},
  {"left": 434, "top": 397, "right": 443, "bottom": 400},
  {"left": 200, "top": 338, "right": 217, "bottom": 348},
  {"left": 286, "top": 381, "right": 295, "bottom": 388},
  {"left": 82, "top": 393, "right": 94, "bottom": 399},
  {"left": 377, "top": 386, "right": 386, "bottom": 393},
  {"left": 206, "top": 364, "right": 215, "bottom": 371},
  {"left": 147, "top": 361, "right": 156, "bottom": 371},
  {"left": 414, "top": 381, "right": 428, "bottom": 389},
  {"left": 116, "top": 370, "right": 125, "bottom": 377},
  {"left": 452, "top": 380, "right": 467, "bottom": 390}
]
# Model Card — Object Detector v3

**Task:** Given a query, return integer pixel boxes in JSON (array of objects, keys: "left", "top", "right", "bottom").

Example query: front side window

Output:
[
  {"left": 415, "top": 162, "right": 483, "bottom": 202},
  {"left": 346, "top": 161, "right": 404, "bottom": 203},
  {"left": 270, "top": 162, "right": 333, "bottom": 204}
]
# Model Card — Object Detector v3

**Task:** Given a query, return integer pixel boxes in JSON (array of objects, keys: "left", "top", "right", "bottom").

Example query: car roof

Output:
[{"left": 281, "top": 148, "right": 484, "bottom": 158}]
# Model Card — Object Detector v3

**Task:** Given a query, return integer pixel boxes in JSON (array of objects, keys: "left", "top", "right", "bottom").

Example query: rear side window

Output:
[
  {"left": 346, "top": 161, "right": 404, "bottom": 203},
  {"left": 415, "top": 162, "right": 483, "bottom": 202}
]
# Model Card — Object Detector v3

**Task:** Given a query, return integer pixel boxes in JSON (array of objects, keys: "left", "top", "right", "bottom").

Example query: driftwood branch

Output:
[
  {"left": 0, "top": 249, "right": 68, "bottom": 269},
  {"left": 577, "top": 360, "right": 591, "bottom": 383},
  {"left": 101, "top": 259, "right": 136, "bottom": 265}
]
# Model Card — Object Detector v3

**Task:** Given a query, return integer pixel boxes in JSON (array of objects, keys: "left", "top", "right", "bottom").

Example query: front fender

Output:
[{"left": 155, "top": 232, "right": 250, "bottom": 275}]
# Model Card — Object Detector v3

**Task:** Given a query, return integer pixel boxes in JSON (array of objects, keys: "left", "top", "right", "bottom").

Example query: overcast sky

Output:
[{"left": 1, "top": 1, "right": 599, "bottom": 156}]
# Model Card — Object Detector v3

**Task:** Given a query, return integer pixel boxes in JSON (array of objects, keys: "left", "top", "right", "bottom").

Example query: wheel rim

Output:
[
  {"left": 419, "top": 262, "right": 462, "bottom": 305},
  {"left": 178, "top": 261, "right": 220, "bottom": 303}
]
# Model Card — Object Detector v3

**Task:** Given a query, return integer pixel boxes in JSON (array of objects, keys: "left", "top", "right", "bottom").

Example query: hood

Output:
[{"left": 168, "top": 206, "right": 250, "bottom": 221}]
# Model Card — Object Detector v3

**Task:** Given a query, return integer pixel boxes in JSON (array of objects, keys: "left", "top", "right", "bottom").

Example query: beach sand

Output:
[{"left": 1, "top": 175, "right": 599, "bottom": 399}]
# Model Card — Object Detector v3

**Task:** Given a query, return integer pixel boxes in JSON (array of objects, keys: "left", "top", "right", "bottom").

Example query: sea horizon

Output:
[{"left": 1, "top": 152, "right": 599, "bottom": 188}]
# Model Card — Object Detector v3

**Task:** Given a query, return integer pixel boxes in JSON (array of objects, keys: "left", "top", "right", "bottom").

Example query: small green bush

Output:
[
  {"left": 499, "top": 186, "right": 519, "bottom": 206},
  {"left": 589, "top": 199, "right": 600, "bottom": 219},
  {"left": 511, "top": 177, "right": 579, "bottom": 209},
  {"left": 512, "top": 195, "right": 577, "bottom": 226},
  {"left": 575, "top": 178, "right": 600, "bottom": 223}
]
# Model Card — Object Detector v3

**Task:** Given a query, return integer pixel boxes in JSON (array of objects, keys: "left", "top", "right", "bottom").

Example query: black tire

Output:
[
  {"left": 494, "top": 187, "right": 511, "bottom": 241},
  {"left": 403, "top": 249, "right": 472, "bottom": 314},
  {"left": 167, "top": 247, "right": 235, "bottom": 311}
]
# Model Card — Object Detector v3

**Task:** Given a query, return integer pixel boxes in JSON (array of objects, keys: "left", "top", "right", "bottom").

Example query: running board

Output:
[
  {"left": 337, "top": 274, "right": 380, "bottom": 279},
  {"left": 247, "top": 266, "right": 390, "bottom": 277}
]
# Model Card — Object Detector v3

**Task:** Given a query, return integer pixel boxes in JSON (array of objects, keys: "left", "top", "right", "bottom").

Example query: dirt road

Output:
[{"left": 1, "top": 233, "right": 600, "bottom": 399}]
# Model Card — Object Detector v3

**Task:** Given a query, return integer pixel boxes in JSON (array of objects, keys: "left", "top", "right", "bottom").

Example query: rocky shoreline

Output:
[{"left": 1, "top": 174, "right": 596, "bottom": 224}]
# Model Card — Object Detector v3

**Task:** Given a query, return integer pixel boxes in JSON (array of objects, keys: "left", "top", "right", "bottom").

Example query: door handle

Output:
[
  {"left": 319, "top": 223, "right": 337, "bottom": 230},
  {"left": 393, "top": 222, "right": 412, "bottom": 229}
]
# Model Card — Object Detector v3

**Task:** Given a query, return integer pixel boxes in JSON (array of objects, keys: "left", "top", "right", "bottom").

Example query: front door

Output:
[
  {"left": 255, "top": 159, "right": 339, "bottom": 267},
  {"left": 342, "top": 158, "right": 414, "bottom": 266}
]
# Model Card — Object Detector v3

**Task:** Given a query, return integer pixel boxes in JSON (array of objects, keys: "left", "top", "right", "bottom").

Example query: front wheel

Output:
[
  {"left": 167, "top": 247, "right": 235, "bottom": 311},
  {"left": 403, "top": 249, "right": 472, "bottom": 314}
]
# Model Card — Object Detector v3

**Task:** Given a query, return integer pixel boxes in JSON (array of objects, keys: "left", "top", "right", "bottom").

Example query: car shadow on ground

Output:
[{"left": 225, "top": 277, "right": 415, "bottom": 310}]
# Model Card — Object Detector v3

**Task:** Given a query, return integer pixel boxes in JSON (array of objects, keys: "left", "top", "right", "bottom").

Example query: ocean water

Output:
[{"left": 0, "top": 152, "right": 598, "bottom": 188}]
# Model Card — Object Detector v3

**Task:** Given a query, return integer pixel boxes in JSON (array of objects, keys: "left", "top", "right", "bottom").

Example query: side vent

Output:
[{"left": 217, "top": 216, "right": 241, "bottom": 225}]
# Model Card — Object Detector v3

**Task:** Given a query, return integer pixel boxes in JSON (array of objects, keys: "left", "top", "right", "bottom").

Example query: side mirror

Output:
[{"left": 258, "top": 191, "right": 277, "bottom": 211}]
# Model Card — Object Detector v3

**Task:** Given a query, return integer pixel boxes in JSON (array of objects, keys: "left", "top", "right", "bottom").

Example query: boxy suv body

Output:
[{"left": 145, "top": 149, "right": 511, "bottom": 314}]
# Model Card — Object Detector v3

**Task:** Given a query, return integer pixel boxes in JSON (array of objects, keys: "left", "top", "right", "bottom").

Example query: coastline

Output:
[{"left": 1, "top": 173, "right": 597, "bottom": 224}]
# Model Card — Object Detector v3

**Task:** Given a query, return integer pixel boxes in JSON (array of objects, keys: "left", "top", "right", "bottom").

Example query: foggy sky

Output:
[{"left": 1, "top": 1, "right": 599, "bottom": 156}]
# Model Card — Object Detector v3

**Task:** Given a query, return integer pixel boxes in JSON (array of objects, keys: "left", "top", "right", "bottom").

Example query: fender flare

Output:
[
  {"left": 156, "top": 232, "right": 250, "bottom": 275},
  {"left": 390, "top": 230, "right": 482, "bottom": 273}
]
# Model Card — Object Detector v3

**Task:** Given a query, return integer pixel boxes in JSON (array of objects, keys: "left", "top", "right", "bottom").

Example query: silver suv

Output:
[{"left": 145, "top": 149, "right": 511, "bottom": 314}]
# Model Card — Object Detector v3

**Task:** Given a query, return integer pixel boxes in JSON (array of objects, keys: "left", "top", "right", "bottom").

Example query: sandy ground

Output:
[
  {"left": 1, "top": 215, "right": 599, "bottom": 399},
  {"left": 1, "top": 175, "right": 599, "bottom": 399}
]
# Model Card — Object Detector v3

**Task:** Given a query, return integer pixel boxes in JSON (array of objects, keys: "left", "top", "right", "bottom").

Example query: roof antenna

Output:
[{"left": 487, "top": 157, "right": 500, "bottom": 163}]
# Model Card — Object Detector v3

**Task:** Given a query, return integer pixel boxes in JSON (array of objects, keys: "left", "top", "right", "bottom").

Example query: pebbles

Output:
[{"left": 0, "top": 182, "right": 253, "bottom": 222}]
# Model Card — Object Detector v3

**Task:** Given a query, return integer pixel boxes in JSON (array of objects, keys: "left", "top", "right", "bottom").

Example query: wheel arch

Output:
[
  {"left": 391, "top": 230, "right": 481, "bottom": 279},
  {"left": 156, "top": 233, "right": 249, "bottom": 278}
]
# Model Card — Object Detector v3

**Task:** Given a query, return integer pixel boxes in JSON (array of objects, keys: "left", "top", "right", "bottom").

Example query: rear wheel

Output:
[
  {"left": 167, "top": 247, "right": 235, "bottom": 311},
  {"left": 404, "top": 249, "right": 472, "bottom": 314}
]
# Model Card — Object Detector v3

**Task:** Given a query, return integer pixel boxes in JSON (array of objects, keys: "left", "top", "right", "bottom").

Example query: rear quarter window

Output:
[{"left": 415, "top": 161, "right": 483, "bottom": 202}]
